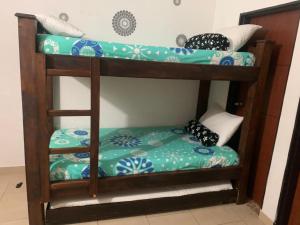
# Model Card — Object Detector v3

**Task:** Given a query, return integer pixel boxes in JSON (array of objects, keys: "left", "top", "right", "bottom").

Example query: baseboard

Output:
[
  {"left": 0, "top": 166, "right": 25, "bottom": 174},
  {"left": 259, "top": 211, "right": 274, "bottom": 225}
]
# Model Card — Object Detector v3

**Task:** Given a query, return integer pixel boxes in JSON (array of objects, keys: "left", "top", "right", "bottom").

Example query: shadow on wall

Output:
[{"left": 54, "top": 76, "right": 200, "bottom": 129}]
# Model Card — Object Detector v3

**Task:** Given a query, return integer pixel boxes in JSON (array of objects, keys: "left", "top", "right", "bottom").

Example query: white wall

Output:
[
  {"left": 212, "top": 0, "right": 300, "bottom": 221},
  {"left": 0, "top": 0, "right": 216, "bottom": 167},
  {"left": 57, "top": 0, "right": 216, "bottom": 128}
]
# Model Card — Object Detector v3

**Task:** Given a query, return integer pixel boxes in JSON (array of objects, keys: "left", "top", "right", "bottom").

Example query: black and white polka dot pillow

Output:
[
  {"left": 184, "top": 33, "right": 230, "bottom": 51},
  {"left": 185, "top": 120, "right": 219, "bottom": 147}
]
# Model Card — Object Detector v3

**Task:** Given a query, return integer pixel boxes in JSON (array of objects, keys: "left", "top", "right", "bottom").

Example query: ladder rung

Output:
[
  {"left": 48, "top": 110, "right": 91, "bottom": 117},
  {"left": 47, "top": 69, "right": 91, "bottom": 77},
  {"left": 50, "top": 147, "right": 90, "bottom": 155}
]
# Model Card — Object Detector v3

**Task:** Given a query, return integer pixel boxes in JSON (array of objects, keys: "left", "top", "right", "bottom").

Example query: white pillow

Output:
[
  {"left": 199, "top": 104, "right": 243, "bottom": 146},
  {"left": 216, "top": 24, "right": 262, "bottom": 51},
  {"left": 35, "top": 14, "right": 84, "bottom": 38}
]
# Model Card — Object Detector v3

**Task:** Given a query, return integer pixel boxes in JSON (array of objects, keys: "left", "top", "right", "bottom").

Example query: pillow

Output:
[
  {"left": 186, "top": 120, "right": 219, "bottom": 147},
  {"left": 35, "top": 14, "right": 84, "bottom": 38},
  {"left": 216, "top": 24, "right": 262, "bottom": 51},
  {"left": 184, "top": 33, "right": 230, "bottom": 51},
  {"left": 199, "top": 104, "right": 243, "bottom": 146}
]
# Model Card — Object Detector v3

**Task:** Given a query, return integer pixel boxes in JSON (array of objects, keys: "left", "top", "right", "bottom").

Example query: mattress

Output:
[
  {"left": 37, "top": 34, "right": 255, "bottom": 66},
  {"left": 49, "top": 126, "right": 239, "bottom": 181},
  {"left": 50, "top": 181, "right": 233, "bottom": 209}
]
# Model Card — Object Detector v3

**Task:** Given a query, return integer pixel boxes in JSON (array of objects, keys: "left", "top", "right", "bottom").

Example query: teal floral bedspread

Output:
[
  {"left": 37, "top": 34, "right": 255, "bottom": 66},
  {"left": 49, "top": 127, "right": 239, "bottom": 181}
]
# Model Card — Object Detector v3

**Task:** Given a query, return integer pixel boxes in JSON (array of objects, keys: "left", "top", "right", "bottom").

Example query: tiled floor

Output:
[{"left": 0, "top": 167, "right": 267, "bottom": 225}]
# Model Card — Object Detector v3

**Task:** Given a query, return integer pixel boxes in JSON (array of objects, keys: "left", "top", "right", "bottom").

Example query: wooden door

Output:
[
  {"left": 276, "top": 99, "right": 300, "bottom": 225},
  {"left": 227, "top": 2, "right": 300, "bottom": 206},
  {"left": 289, "top": 175, "right": 300, "bottom": 225}
]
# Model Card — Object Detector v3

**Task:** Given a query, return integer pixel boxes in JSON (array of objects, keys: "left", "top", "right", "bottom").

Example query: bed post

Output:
[
  {"left": 237, "top": 40, "right": 273, "bottom": 204},
  {"left": 90, "top": 59, "right": 100, "bottom": 197},
  {"left": 15, "top": 14, "right": 46, "bottom": 224},
  {"left": 47, "top": 76, "right": 54, "bottom": 135}
]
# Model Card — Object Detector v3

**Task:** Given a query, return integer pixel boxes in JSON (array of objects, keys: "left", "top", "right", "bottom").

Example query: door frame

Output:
[
  {"left": 226, "top": 0, "right": 300, "bottom": 206},
  {"left": 275, "top": 98, "right": 300, "bottom": 225}
]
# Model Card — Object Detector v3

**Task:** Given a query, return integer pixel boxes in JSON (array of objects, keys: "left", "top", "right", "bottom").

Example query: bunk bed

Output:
[{"left": 15, "top": 13, "right": 273, "bottom": 225}]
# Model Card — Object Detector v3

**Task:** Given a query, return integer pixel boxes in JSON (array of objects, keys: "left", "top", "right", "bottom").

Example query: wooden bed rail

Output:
[
  {"left": 44, "top": 54, "right": 260, "bottom": 81},
  {"left": 49, "top": 166, "right": 241, "bottom": 199}
]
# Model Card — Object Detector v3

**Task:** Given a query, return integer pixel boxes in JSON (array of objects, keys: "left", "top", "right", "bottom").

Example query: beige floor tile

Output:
[
  {"left": 223, "top": 204, "right": 265, "bottom": 225},
  {"left": 0, "top": 170, "right": 28, "bottom": 223},
  {"left": 98, "top": 216, "right": 148, "bottom": 225},
  {"left": 190, "top": 207, "right": 219, "bottom": 225},
  {"left": 224, "top": 222, "right": 246, "bottom": 225},
  {"left": 0, "top": 181, "right": 8, "bottom": 200},
  {"left": 0, "top": 218, "right": 29, "bottom": 225},
  {"left": 147, "top": 211, "right": 197, "bottom": 225},
  {"left": 227, "top": 204, "right": 264, "bottom": 224},
  {"left": 0, "top": 194, "right": 28, "bottom": 223},
  {"left": 0, "top": 168, "right": 26, "bottom": 186},
  {"left": 3, "top": 179, "right": 27, "bottom": 195},
  {"left": 228, "top": 204, "right": 258, "bottom": 219},
  {"left": 1, "top": 168, "right": 26, "bottom": 186},
  {"left": 243, "top": 217, "right": 265, "bottom": 225},
  {"left": 147, "top": 209, "right": 190, "bottom": 218},
  {"left": 191, "top": 204, "right": 241, "bottom": 225}
]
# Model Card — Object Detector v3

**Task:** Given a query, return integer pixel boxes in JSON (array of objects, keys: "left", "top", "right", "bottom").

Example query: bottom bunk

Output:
[
  {"left": 49, "top": 126, "right": 239, "bottom": 181},
  {"left": 47, "top": 126, "right": 241, "bottom": 224}
]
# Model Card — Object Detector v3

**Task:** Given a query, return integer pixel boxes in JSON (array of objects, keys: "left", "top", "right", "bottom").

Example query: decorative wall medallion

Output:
[
  {"left": 176, "top": 34, "right": 187, "bottom": 47},
  {"left": 59, "top": 12, "right": 69, "bottom": 22},
  {"left": 112, "top": 10, "right": 136, "bottom": 36},
  {"left": 173, "top": 0, "right": 181, "bottom": 6}
]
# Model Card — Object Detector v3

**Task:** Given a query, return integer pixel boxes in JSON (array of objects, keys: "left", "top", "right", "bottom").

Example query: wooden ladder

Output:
[{"left": 36, "top": 55, "right": 100, "bottom": 201}]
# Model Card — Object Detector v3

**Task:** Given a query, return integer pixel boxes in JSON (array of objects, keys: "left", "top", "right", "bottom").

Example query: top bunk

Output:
[{"left": 15, "top": 13, "right": 272, "bottom": 82}]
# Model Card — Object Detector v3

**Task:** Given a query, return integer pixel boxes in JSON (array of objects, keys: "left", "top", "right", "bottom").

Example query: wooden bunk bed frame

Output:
[{"left": 15, "top": 13, "right": 273, "bottom": 225}]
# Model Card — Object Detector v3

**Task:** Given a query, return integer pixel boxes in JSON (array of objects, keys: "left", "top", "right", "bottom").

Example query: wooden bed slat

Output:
[
  {"left": 49, "top": 147, "right": 90, "bottom": 155},
  {"left": 48, "top": 110, "right": 91, "bottom": 117},
  {"left": 47, "top": 69, "right": 91, "bottom": 77}
]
